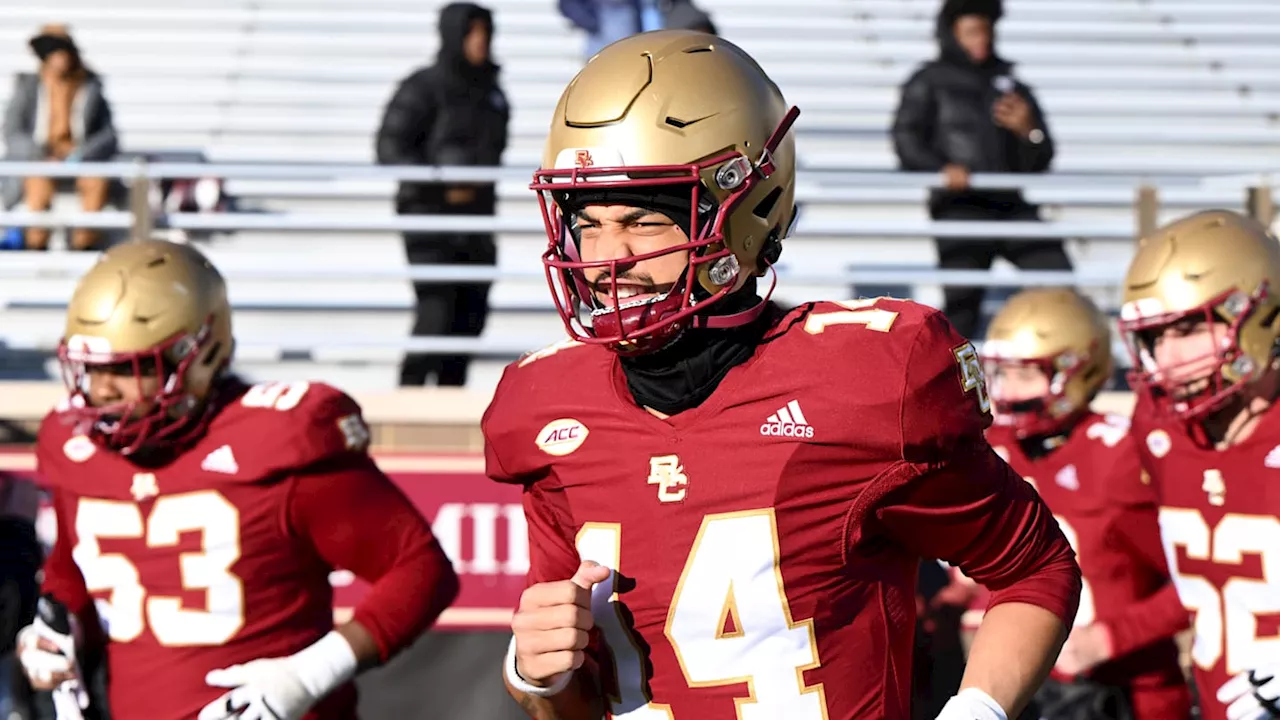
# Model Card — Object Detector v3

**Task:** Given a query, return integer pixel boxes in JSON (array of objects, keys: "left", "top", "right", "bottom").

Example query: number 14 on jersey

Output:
[{"left": 576, "top": 510, "right": 828, "bottom": 718}]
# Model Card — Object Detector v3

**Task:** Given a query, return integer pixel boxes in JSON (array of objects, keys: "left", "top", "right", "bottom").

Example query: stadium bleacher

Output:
[{"left": 0, "top": 0, "right": 1277, "bottom": 393}]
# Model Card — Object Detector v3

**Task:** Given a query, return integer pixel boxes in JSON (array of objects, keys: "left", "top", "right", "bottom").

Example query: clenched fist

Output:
[{"left": 510, "top": 560, "right": 611, "bottom": 687}]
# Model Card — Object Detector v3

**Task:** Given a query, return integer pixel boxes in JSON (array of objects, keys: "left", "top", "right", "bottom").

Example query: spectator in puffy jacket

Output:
[
  {"left": 375, "top": 2, "right": 509, "bottom": 388},
  {"left": 891, "top": 0, "right": 1063, "bottom": 338},
  {"left": 3, "top": 24, "right": 117, "bottom": 251}
]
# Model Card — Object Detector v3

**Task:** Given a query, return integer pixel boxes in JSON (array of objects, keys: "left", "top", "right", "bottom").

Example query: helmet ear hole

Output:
[{"left": 201, "top": 341, "right": 224, "bottom": 367}]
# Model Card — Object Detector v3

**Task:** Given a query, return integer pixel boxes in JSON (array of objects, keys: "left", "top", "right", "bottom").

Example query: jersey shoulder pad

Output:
[
  {"left": 1082, "top": 413, "right": 1132, "bottom": 449},
  {"left": 830, "top": 300, "right": 990, "bottom": 461},
  {"left": 779, "top": 298, "right": 940, "bottom": 372},
  {"left": 483, "top": 340, "right": 610, "bottom": 485},
  {"left": 1080, "top": 414, "right": 1155, "bottom": 506},
  {"left": 791, "top": 297, "right": 932, "bottom": 343},
  {"left": 491, "top": 338, "right": 610, "bottom": 414},
  {"left": 214, "top": 381, "right": 371, "bottom": 479},
  {"left": 35, "top": 407, "right": 98, "bottom": 483},
  {"left": 514, "top": 338, "right": 592, "bottom": 370}
]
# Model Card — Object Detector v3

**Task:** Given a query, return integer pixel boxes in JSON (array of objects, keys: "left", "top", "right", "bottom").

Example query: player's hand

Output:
[
  {"left": 199, "top": 631, "right": 358, "bottom": 720},
  {"left": 510, "top": 560, "right": 611, "bottom": 687},
  {"left": 1217, "top": 664, "right": 1280, "bottom": 720},
  {"left": 993, "top": 93, "right": 1035, "bottom": 139},
  {"left": 200, "top": 658, "right": 326, "bottom": 720},
  {"left": 943, "top": 163, "right": 970, "bottom": 191},
  {"left": 16, "top": 614, "right": 87, "bottom": 696},
  {"left": 1053, "top": 623, "right": 1114, "bottom": 677}
]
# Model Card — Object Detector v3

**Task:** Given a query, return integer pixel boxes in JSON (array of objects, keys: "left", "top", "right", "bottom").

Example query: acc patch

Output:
[
  {"left": 63, "top": 435, "right": 96, "bottom": 463},
  {"left": 1145, "top": 429, "right": 1172, "bottom": 459},
  {"left": 536, "top": 418, "right": 589, "bottom": 457}
]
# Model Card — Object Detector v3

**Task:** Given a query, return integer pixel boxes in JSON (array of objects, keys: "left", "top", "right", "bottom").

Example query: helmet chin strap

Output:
[{"left": 694, "top": 264, "right": 776, "bottom": 330}]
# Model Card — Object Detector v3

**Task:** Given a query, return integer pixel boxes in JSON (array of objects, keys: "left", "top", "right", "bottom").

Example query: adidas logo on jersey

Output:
[
  {"left": 760, "top": 400, "right": 814, "bottom": 439},
  {"left": 201, "top": 445, "right": 240, "bottom": 474},
  {"left": 1265, "top": 445, "right": 1280, "bottom": 469}
]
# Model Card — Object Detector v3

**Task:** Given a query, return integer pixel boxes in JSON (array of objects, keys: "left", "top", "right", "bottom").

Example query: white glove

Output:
[
  {"left": 1218, "top": 664, "right": 1280, "bottom": 720},
  {"left": 935, "top": 687, "right": 1009, "bottom": 720},
  {"left": 16, "top": 615, "right": 89, "bottom": 718},
  {"left": 197, "top": 631, "right": 358, "bottom": 720}
]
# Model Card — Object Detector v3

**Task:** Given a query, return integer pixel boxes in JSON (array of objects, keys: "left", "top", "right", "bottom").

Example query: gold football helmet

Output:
[
  {"left": 1118, "top": 209, "right": 1280, "bottom": 420},
  {"left": 58, "top": 239, "right": 234, "bottom": 453},
  {"left": 981, "top": 288, "right": 1114, "bottom": 437},
  {"left": 530, "top": 29, "right": 799, "bottom": 354}
]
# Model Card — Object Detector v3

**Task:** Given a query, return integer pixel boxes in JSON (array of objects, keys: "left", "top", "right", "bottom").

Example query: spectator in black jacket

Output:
[
  {"left": 375, "top": 2, "right": 509, "bottom": 387},
  {"left": 891, "top": 0, "right": 1063, "bottom": 338}
]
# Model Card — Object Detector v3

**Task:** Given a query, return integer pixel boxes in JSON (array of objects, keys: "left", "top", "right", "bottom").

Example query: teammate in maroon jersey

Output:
[
  {"left": 13, "top": 239, "right": 459, "bottom": 720},
  {"left": 1118, "top": 210, "right": 1280, "bottom": 720},
  {"left": 981, "top": 288, "right": 1191, "bottom": 719},
  {"left": 483, "top": 30, "right": 1081, "bottom": 720}
]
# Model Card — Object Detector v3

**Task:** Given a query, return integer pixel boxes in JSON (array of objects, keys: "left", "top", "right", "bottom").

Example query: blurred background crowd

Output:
[{"left": 1, "top": 0, "right": 1277, "bottom": 717}]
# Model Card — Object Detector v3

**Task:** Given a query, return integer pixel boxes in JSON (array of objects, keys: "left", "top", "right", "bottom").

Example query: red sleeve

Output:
[
  {"left": 856, "top": 310, "right": 1082, "bottom": 626},
  {"left": 522, "top": 482, "right": 582, "bottom": 587},
  {"left": 38, "top": 487, "right": 108, "bottom": 649},
  {"left": 288, "top": 457, "right": 460, "bottom": 662},
  {"left": 38, "top": 487, "right": 92, "bottom": 616},
  {"left": 36, "top": 425, "right": 92, "bottom": 618},
  {"left": 1101, "top": 480, "right": 1191, "bottom": 656},
  {"left": 1103, "top": 584, "right": 1190, "bottom": 658},
  {"left": 482, "top": 362, "right": 534, "bottom": 486}
]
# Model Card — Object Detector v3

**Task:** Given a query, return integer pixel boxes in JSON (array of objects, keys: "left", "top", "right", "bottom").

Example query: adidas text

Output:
[{"left": 760, "top": 422, "right": 815, "bottom": 438}]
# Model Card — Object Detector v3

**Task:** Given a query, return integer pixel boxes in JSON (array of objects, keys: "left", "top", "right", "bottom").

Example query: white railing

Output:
[
  {"left": 0, "top": 262, "right": 1118, "bottom": 288},
  {"left": 0, "top": 159, "right": 1270, "bottom": 236},
  {"left": 0, "top": 159, "right": 1218, "bottom": 183},
  {"left": 0, "top": 209, "right": 1141, "bottom": 239},
  {"left": 0, "top": 160, "right": 1273, "bottom": 359}
]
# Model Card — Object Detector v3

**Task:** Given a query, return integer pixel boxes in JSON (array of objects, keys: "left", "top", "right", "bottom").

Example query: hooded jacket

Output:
[
  {"left": 375, "top": 3, "right": 509, "bottom": 210},
  {"left": 891, "top": 0, "right": 1053, "bottom": 207}
]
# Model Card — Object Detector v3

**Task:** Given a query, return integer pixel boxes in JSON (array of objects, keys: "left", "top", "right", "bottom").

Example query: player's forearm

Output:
[
  {"left": 962, "top": 601, "right": 1068, "bottom": 716},
  {"left": 296, "top": 465, "right": 462, "bottom": 661},
  {"left": 1102, "top": 583, "right": 1190, "bottom": 658},
  {"left": 336, "top": 620, "right": 381, "bottom": 671},
  {"left": 962, "top": 599, "right": 1064, "bottom": 712},
  {"left": 504, "top": 669, "right": 604, "bottom": 720}
]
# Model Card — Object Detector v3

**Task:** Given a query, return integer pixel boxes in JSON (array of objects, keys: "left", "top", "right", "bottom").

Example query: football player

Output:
[
  {"left": 14, "top": 239, "right": 460, "bottom": 719},
  {"left": 483, "top": 30, "right": 1081, "bottom": 720},
  {"left": 981, "top": 288, "right": 1192, "bottom": 719},
  {"left": 1118, "top": 209, "right": 1280, "bottom": 720}
]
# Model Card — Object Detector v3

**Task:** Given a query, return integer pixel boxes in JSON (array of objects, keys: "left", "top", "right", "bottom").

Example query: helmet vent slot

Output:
[
  {"left": 1260, "top": 306, "right": 1280, "bottom": 328},
  {"left": 752, "top": 187, "right": 782, "bottom": 219}
]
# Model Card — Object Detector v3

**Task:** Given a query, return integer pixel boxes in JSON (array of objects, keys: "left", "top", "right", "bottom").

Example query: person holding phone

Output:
[{"left": 891, "top": 0, "right": 1062, "bottom": 339}]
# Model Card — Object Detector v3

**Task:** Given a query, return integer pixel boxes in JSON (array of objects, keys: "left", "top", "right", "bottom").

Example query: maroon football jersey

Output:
[
  {"left": 988, "top": 414, "right": 1191, "bottom": 719},
  {"left": 1133, "top": 393, "right": 1280, "bottom": 720},
  {"left": 37, "top": 381, "right": 378, "bottom": 720},
  {"left": 484, "top": 299, "right": 1080, "bottom": 719}
]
